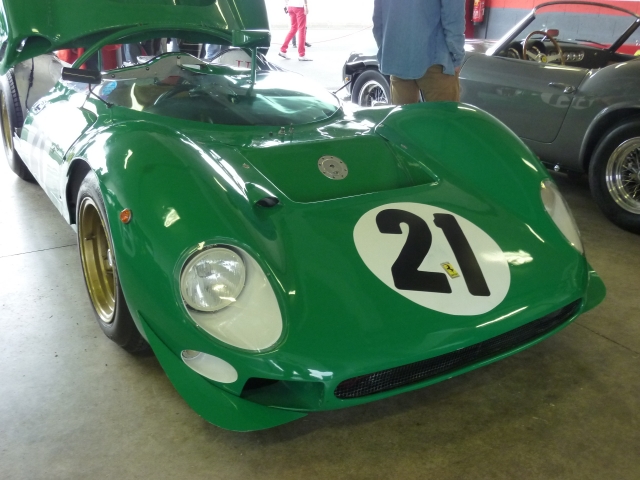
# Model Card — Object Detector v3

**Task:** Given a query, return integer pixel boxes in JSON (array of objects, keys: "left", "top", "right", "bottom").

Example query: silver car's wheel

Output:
[
  {"left": 358, "top": 80, "right": 388, "bottom": 107},
  {"left": 590, "top": 120, "right": 640, "bottom": 233},
  {"left": 605, "top": 138, "right": 640, "bottom": 214},
  {"left": 351, "top": 70, "right": 390, "bottom": 107}
]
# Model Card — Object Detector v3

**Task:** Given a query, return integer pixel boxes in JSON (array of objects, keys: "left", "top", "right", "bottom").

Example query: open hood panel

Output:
[{"left": 0, "top": 0, "right": 269, "bottom": 73}]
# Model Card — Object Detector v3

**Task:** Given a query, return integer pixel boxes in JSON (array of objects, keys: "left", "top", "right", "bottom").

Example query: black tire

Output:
[
  {"left": 351, "top": 69, "right": 390, "bottom": 107},
  {"left": 0, "top": 69, "right": 34, "bottom": 181},
  {"left": 76, "top": 172, "right": 149, "bottom": 353},
  {"left": 589, "top": 118, "right": 640, "bottom": 234}
]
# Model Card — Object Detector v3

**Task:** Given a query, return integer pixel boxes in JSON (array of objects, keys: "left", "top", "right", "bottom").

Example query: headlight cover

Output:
[
  {"left": 180, "top": 246, "right": 283, "bottom": 351},
  {"left": 180, "top": 247, "right": 246, "bottom": 313},
  {"left": 540, "top": 179, "right": 583, "bottom": 254}
]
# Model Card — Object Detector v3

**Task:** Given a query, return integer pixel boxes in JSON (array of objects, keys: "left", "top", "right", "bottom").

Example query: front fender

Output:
[
  {"left": 74, "top": 120, "right": 289, "bottom": 360},
  {"left": 579, "top": 102, "right": 640, "bottom": 169}
]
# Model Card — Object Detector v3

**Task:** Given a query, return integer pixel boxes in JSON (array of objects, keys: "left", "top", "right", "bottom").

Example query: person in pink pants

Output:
[{"left": 279, "top": 0, "right": 312, "bottom": 61}]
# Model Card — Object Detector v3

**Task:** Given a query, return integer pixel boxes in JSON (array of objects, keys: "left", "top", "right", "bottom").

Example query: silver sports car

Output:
[{"left": 343, "top": 1, "right": 640, "bottom": 233}]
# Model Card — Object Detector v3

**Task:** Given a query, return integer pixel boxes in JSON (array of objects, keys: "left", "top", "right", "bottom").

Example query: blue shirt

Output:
[{"left": 372, "top": 0, "right": 466, "bottom": 78}]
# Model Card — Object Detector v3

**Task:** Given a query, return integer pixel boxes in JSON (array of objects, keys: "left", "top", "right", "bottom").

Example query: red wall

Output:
[
  {"left": 466, "top": 0, "right": 476, "bottom": 37},
  {"left": 487, "top": 0, "right": 640, "bottom": 14}
]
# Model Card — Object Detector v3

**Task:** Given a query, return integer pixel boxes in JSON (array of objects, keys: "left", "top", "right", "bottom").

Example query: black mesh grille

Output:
[{"left": 335, "top": 300, "right": 581, "bottom": 400}]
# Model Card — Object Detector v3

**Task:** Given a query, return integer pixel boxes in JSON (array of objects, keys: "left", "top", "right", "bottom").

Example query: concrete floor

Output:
[
  {"left": 265, "top": 27, "right": 379, "bottom": 92},
  {"left": 1, "top": 29, "right": 640, "bottom": 480}
]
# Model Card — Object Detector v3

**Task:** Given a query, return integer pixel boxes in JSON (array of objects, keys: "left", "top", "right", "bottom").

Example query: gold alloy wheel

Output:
[
  {"left": 78, "top": 197, "right": 116, "bottom": 323},
  {"left": 606, "top": 137, "right": 640, "bottom": 214},
  {"left": 1, "top": 92, "right": 12, "bottom": 152}
]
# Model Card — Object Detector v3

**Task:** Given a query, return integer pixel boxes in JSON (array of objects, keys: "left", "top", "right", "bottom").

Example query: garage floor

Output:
[{"left": 1, "top": 30, "right": 640, "bottom": 480}]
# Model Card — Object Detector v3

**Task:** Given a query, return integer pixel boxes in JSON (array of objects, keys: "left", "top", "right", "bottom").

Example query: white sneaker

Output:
[
  {"left": 278, "top": 51, "right": 289, "bottom": 59},
  {"left": 298, "top": 55, "right": 313, "bottom": 61}
]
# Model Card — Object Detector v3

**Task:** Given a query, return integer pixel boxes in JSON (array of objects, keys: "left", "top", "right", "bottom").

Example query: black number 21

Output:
[{"left": 375, "top": 209, "right": 491, "bottom": 297}]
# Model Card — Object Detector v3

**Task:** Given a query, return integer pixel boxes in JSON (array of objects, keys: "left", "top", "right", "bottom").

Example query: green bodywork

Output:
[
  {"left": 5, "top": 2, "right": 605, "bottom": 431},
  {"left": 0, "top": 0, "right": 269, "bottom": 74},
  {"left": 17, "top": 65, "right": 605, "bottom": 429}
]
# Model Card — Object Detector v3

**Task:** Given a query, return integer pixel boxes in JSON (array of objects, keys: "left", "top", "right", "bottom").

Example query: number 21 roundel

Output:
[{"left": 353, "top": 203, "right": 510, "bottom": 316}]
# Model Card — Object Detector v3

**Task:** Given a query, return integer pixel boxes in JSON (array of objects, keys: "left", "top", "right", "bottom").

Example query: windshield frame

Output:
[
  {"left": 88, "top": 52, "right": 343, "bottom": 128},
  {"left": 486, "top": 1, "right": 640, "bottom": 57}
]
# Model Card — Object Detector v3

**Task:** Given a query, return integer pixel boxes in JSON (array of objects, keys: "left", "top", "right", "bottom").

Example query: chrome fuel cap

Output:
[{"left": 318, "top": 156, "right": 348, "bottom": 180}]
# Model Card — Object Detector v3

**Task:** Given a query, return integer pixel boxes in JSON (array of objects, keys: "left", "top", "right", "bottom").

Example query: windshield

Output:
[
  {"left": 525, "top": 5, "right": 639, "bottom": 47},
  {"left": 495, "top": 2, "right": 640, "bottom": 53},
  {"left": 95, "top": 54, "right": 340, "bottom": 126}
]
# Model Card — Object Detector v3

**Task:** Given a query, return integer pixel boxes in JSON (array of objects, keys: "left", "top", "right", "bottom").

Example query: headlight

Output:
[
  {"left": 180, "top": 247, "right": 246, "bottom": 312},
  {"left": 540, "top": 179, "right": 583, "bottom": 254},
  {"left": 180, "top": 245, "right": 283, "bottom": 351}
]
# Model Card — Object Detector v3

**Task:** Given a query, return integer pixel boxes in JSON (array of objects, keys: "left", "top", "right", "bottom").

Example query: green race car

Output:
[{"left": 0, "top": 0, "right": 605, "bottom": 431}]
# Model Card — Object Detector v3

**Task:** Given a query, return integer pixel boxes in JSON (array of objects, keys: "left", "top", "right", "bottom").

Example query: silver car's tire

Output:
[
  {"left": 351, "top": 70, "right": 390, "bottom": 107},
  {"left": 589, "top": 119, "right": 640, "bottom": 234},
  {"left": 0, "top": 69, "right": 34, "bottom": 182},
  {"left": 77, "top": 172, "right": 149, "bottom": 353}
]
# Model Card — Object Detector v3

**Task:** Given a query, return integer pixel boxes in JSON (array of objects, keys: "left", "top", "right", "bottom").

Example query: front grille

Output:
[{"left": 335, "top": 300, "right": 581, "bottom": 399}]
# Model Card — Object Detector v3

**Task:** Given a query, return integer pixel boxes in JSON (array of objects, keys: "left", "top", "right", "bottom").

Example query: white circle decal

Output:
[{"left": 353, "top": 203, "right": 510, "bottom": 316}]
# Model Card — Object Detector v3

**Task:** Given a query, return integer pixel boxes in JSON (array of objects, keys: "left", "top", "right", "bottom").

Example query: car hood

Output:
[
  {"left": 345, "top": 39, "right": 497, "bottom": 68},
  {"left": 181, "top": 102, "right": 589, "bottom": 368},
  {"left": 0, "top": 0, "right": 268, "bottom": 74},
  {"left": 87, "top": 101, "right": 598, "bottom": 388},
  {"left": 226, "top": 104, "right": 588, "bottom": 375}
]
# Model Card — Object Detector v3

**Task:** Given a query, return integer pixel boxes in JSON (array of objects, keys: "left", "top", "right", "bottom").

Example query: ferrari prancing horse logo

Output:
[
  {"left": 441, "top": 262, "right": 459, "bottom": 278},
  {"left": 353, "top": 203, "right": 511, "bottom": 316}
]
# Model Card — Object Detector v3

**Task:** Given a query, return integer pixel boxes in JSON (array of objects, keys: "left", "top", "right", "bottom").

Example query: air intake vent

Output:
[{"left": 335, "top": 300, "right": 581, "bottom": 399}]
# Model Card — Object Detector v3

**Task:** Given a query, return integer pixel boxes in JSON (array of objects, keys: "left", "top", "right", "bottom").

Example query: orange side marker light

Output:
[{"left": 120, "top": 208, "right": 132, "bottom": 224}]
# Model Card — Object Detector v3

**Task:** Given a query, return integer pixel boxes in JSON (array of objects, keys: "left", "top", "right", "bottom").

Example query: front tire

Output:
[
  {"left": 77, "top": 172, "right": 149, "bottom": 353},
  {"left": 351, "top": 70, "right": 390, "bottom": 107},
  {"left": 589, "top": 119, "right": 640, "bottom": 234},
  {"left": 0, "top": 69, "right": 34, "bottom": 181}
]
